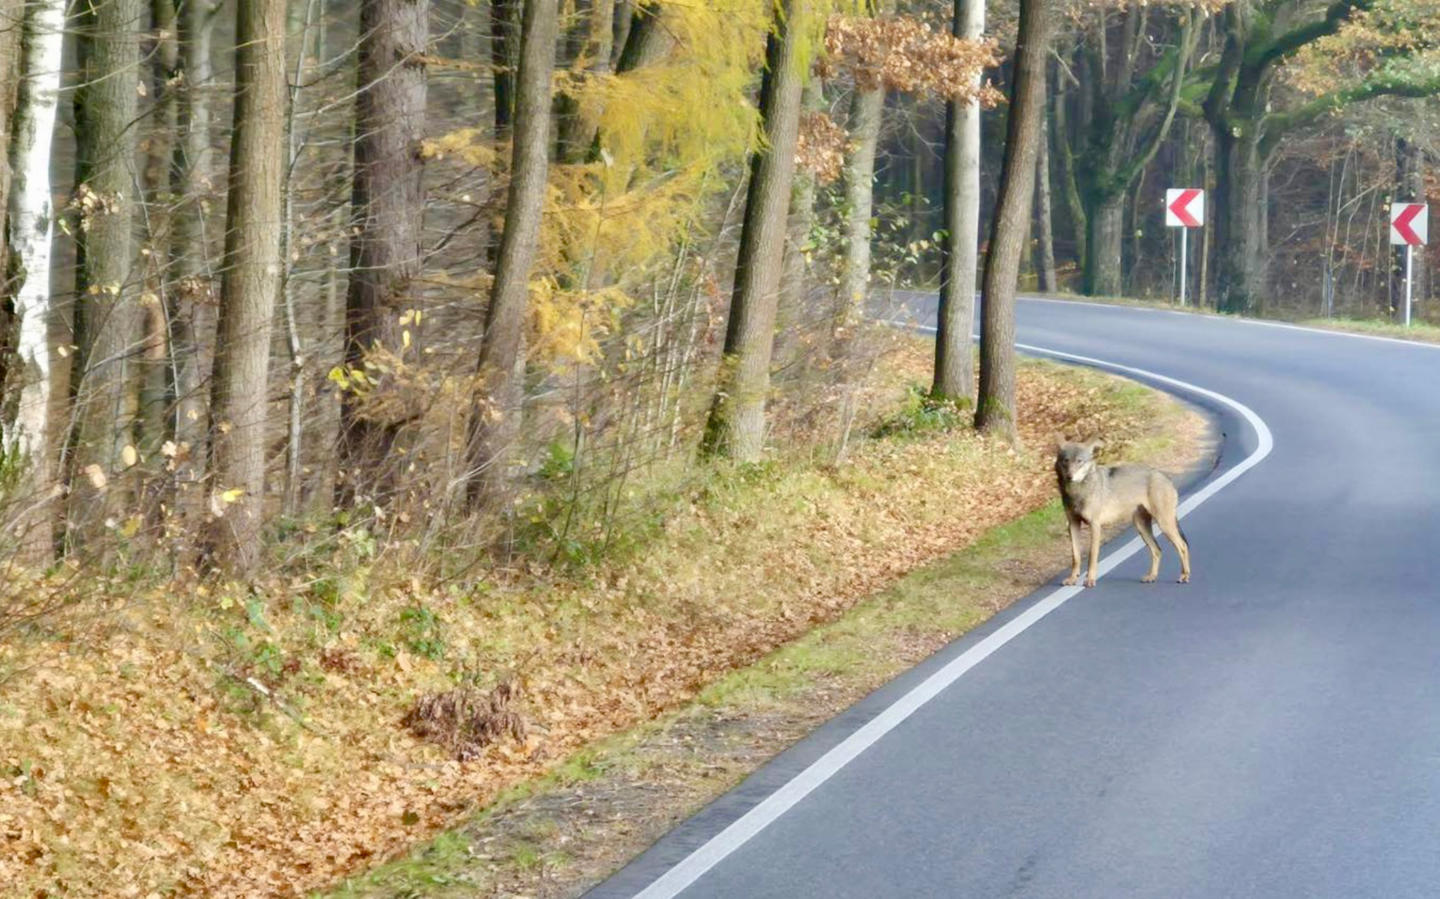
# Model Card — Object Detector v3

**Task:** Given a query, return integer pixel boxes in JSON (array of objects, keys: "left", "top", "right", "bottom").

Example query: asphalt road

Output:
[{"left": 588, "top": 298, "right": 1440, "bottom": 899}]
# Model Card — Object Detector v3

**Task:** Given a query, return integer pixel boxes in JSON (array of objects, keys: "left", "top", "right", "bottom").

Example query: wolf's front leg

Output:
[
  {"left": 1063, "top": 517, "right": 1083, "bottom": 586},
  {"left": 1085, "top": 522, "right": 1102, "bottom": 587}
]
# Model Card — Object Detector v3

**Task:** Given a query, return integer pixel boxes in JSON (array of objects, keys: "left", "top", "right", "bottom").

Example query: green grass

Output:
[
  {"left": 320, "top": 500, "right": 1070, "bottom": 898},
  {"left": 1297, "top": 315, "right": 1440, "bottom": 343}
]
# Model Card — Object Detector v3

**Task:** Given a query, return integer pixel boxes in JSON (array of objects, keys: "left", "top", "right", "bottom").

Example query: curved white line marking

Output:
[
  {"left": 1023, "top": 295, "right": 1440, "bottom": 351},
  {"left": 630, "top": 339, "right": 1274, "bottom": 899}
]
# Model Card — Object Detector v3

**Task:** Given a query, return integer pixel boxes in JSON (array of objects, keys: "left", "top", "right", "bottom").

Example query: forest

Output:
[
  {"left": 1, "top": 0, "right": 1436, "bottom": 577},
  {"left": 1, "top": 0, "right": 1438, "bottom": 893}
]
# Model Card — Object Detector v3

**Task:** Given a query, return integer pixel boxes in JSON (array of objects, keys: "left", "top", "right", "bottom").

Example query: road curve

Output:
[{"left": 588, "top": 298, "right": 1440, "bottom": 899}]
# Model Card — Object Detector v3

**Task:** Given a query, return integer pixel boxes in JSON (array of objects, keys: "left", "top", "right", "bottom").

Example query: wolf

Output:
[{"left": 1054, "top": 438, "right": 1191, "bottom": 588}]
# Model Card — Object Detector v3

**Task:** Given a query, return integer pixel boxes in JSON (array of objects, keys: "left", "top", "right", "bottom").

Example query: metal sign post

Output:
[
  {"left": 1390, "top": 202, "right": 1428, "bottom": 327},
  {"left": 1166, "top": 189, "right": 1204, "bottom": 307}
]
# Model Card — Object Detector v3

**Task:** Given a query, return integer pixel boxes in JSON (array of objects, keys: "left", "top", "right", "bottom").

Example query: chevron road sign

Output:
[
  {"left": 1165, "top": 189, "right": 1204, "bottom": 228},
  {"left": 1166, "top": 189, "right": 1205, "bottom": 307},
  {"left": 1391, "top": 203, "right": 1427, "bottom": 246},
  {"left": 1390, "top": 203, "right": 1428, "bottom": 327}
]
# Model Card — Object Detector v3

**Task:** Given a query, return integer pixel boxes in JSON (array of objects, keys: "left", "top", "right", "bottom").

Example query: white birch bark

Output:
[{"left": 4, "top": 0, "right": 65, "bottom": 478}]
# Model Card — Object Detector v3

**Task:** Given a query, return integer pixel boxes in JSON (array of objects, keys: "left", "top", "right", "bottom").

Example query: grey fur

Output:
[{"left": 1054, "top": 438, "right": 1191, "bottom": 587}]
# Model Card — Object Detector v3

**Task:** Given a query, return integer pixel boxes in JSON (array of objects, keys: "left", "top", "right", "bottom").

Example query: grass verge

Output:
[
  {"left": 324, "top": 359, "right": 1210, "bottom": 899},
  {"left": 0, "top": 335, "right": 1206, "bottom": 897}
]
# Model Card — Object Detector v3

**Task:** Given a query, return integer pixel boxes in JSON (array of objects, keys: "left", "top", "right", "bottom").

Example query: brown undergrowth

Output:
[{"left": 0, "top": 337, "right": 1196, "bottom": 897}]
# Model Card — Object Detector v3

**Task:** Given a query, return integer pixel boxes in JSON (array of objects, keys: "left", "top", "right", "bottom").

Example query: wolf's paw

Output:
[
  {"left": 1063, "top": 574, "right": 1079, "bottom": 586},
  {"left": 1177, "top": 573, "right": 1190, "bottom": 584},
  {"left": 1083, "top": 576, "right": 1096, "bottom": 588},
  {"left": 1141, "top": 573, "right": 1157, "bottom": 583}
]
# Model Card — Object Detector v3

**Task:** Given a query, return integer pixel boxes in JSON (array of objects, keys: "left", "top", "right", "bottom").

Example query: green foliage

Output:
[
  {"left": 399, "top": 604, "right": 447, "bottom": 662},
  {"left": 870, "top": 383, "right": 970, "bottom": 438}
]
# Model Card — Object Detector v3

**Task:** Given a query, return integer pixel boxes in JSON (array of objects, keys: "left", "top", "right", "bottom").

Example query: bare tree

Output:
[
  {"left": 975, "top": 0, "right": 1052, "bottom": 440},
  {"left": 701, "top": 0, "right": 807, "bottom": 462},
  {"left": 491, "top": 0, "right": 520, "bottom": 136},
  {"left": 68, "top": 0, "right": 145, "bottom": 540},
  {"left": 931, "top": 0, "right": 984, "bottom": 404},
  {"left": 465, "top": 0, "right": 559, "bottom": 508},
  {"left": 163, "top": 0, "right": 219, "bottom": 527},
  {"left": 2, "top": 0, "right": 66, "bottom": 560},
  {"left": 205, "top": 0, "right": 289, "bottom": 574},
  {"left": 1035, "top": 93, "right": 1058, "bottom": 292},
  {"left": 0, "top": 0, "right": 19, "bottom": 299},
  {"left": 337, "top": 0, "right": 430, "bottom": 508},
  {"left": 840, "top": 86, "right": 885, "bottom": 327}
]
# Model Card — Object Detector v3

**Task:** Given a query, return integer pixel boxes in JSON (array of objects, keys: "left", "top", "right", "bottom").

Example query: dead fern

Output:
[{"left": 402, "top": 680, "right": 527, "bottom": 762}]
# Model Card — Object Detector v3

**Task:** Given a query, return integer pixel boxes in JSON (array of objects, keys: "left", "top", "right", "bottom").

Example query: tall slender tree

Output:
[
  {"left": 840, "top": 86, "right": 885, "bottom": 328},
  {"left": 0, "top": 0, "right": 19, "bottom": 302},
  {"left": 465, "top": 0, "right": 559, "bottom": 507},
  {"left": 68, "top": 0, "right": 145, "bottom": 540},
  {"left": 140, "top": 0, "right": 183, "bottom": 457},
  {"left": 164, "top": 0, "right": 218, "bottom": 525},
  {"left": 975, "top": 0, "right": 1051, "bottom": 440},
  {"left": 337, "top": 0, "right": 430, "bottom": 508},
  {"left": 1035, "top": 94, "right": 1058, "bottom": 293},
  {"left": 205, "top": 0, "right": 288, "bottom": 574},
  {"left": 491, "top": 0, "right": 520, "bottom": 136},
  {"left": 932, "top": 0, "right": 984, "bottom": 404},
  {"left": 2, "top": 0, "right": 66, "bottom": 559},
  {"left": 702, "top": 0, "right": 808, "bottom": 462}
]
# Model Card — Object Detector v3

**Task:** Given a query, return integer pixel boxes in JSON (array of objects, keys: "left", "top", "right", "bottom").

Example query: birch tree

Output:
[{"left": 2, "top": 0, "right": 65, "bottom": 558}]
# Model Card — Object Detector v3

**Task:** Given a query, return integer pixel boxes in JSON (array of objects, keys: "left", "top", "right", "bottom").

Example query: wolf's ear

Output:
[
  {"left": 1087, "top": 439, "right": 1105, "bottom": 452},
  {"left": 1052, "top": 433, "right": 1066, "bottom": 451}
]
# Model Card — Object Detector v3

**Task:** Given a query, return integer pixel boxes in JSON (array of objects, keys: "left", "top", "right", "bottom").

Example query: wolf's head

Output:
[{"left": 1054, "top": 437, "right": 1103, "bottom": 484}]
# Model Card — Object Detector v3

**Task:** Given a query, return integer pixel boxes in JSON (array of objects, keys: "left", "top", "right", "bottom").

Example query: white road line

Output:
[
  {"left": 630, "top": 338, "right": 1275, "bottom": 899},
  {"left": 1021, "top": 295, "right": 1440, "bottom": 351}
]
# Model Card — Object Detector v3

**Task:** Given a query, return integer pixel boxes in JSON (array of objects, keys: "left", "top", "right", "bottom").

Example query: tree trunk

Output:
[
  {"left": 140, "top": 0, "right": 181, "bottom": 460},
  {"left": 0, "top": 0, "right": 19, "bottom": 310},
  {"left": 932, "top": 0, "right": 984, "bottom": 404},
  {"left": 555, "top": 0, "right": 614, "bottom": 162},
  {"left": 975, "top": 0, "right": 1050, "bottom": 441},
  {"left": 1083, "top": 194, "right": 1124, "bottom": 297},
  {"left": 613, "top": 1, "right": 666, "bottom": 73},
  {"left": 2, "top": 0, "right": 65, "bottom": 560},
  {"left": 840, "top": 86, "right": 884, "bottom": 327},
  {"left": 491, "top": 0, "right": 520, "bottom": 136},
  {"left": 779, "top": 76, "right": 823, "bottom": 330},
  {"left": 1034, "top": 99, "right": 1057, "bottom": 292},
  {"left": 1053, "top": 82, "right": 1086, "bottom": 272},
  {"left": 337, "top": 0, "right": 430, "bottom": 509},
  {"left": 69, "top": 0, "right": 145, "bottom": 541},
  {"left": 165, "top": 0, "right": 217, "bottom": 524},
  {"left": 205, "top": 0, "right": 288, "bottom": 574},
  {"left": 465, "top": 0, "right": 558, "bottom": 508},
  {"left": 701, "top": 0, "right": 807, "bottom": 462},
  {"left": 1212, "top": 121, "right": 1266, "bottom": 314}
]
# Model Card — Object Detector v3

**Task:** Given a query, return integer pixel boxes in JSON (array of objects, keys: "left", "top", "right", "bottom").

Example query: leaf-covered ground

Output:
[{"left": 0, "top": 338, "right": 1202, "bottom": 897}]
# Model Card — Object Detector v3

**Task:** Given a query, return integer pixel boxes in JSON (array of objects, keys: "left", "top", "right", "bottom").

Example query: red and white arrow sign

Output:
[
  {"left": 1165, "top": 188, "right": 1204, "bottom": 228},
  {"left": 1390, "top": 203, "right": 1428, "bottom": 246}
]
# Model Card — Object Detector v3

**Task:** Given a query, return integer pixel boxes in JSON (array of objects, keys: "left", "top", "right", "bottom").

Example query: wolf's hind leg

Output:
[{"left": 1134, "top": 508, "right": 1161, "bottom": 583}]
